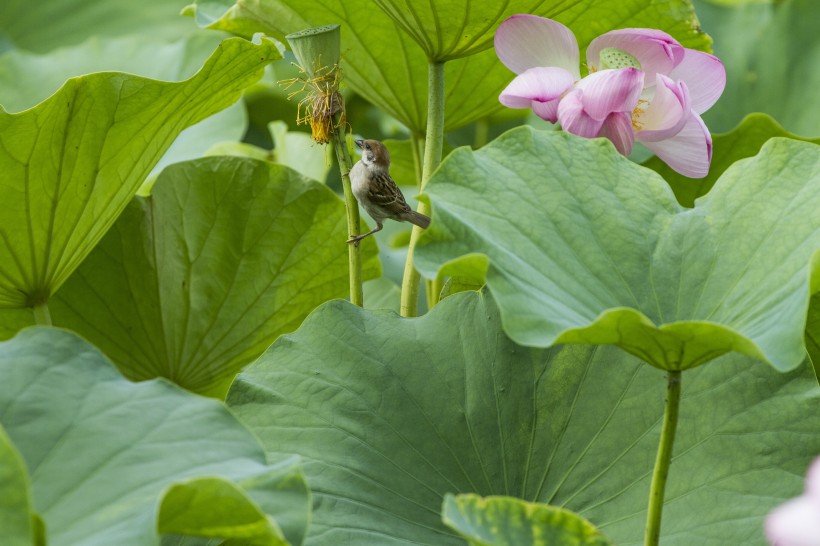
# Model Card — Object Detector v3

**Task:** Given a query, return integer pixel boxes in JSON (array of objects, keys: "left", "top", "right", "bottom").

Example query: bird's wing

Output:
[{"left": 368, "top": 171, "right": 412, "bottom": 216}]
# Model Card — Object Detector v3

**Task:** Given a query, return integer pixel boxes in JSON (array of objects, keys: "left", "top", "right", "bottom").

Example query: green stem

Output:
[
  {"left": 32, "top": 301, "right": 52, "bottom": 326},
  {"left": 645, "top": 370, "right": 682, "bottom": 546},
  {"left": 474, "top": 117, "right": 489, "bottom": 149},
  {"left": 331, "top": 115, "right": 363, "bottom": 307},
  {"left": 425, "top": 276, "right": 444, "bottom": 309},
  {"left": 400, "top": 61, "right": 445, "bottom": 317},
  {"left": 410, "top": 132, "right": 424, "bottom": 191}
]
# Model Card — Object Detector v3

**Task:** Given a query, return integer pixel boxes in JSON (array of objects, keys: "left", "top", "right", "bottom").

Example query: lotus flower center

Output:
[{"left": 599, "top": 47, "right": 642, "bottom": 70}]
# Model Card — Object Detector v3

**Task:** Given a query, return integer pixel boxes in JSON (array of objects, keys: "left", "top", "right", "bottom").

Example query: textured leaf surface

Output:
[
  {"left": 50, "top": 157, "right": 380, "bottom": 396},
  {"left": 227, "top": 291, "right": 820, "bottom": 545},
  {"left": 415, "top": 128, "right": 820, "bottom": 372},
  {"left": 0, "top": 37, "right": 281, "bottom": 309},
  {"left": 373, "top": 0, "right": 710, "bottom": 61},
  {"left": 0, "top": 328, "right": 309, "bottom": 546},
  {"left": 443, "top": 494, "right": 613, "bottom": 546},
  {"left": 644, "top": 113, "right": 820, "bottom": 207},
  {"left": 185, "top": 0, "right": 709, "bottom": 132}
]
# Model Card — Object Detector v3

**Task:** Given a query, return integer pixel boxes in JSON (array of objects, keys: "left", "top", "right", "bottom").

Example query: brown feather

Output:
[{"left": 366, "top": 171, "right": 414, "bottom": 218}]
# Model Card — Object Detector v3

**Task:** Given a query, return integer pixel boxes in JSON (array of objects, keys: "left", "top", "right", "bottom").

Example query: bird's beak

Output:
[{"left": 355, "top": 139, "right": 364, "bottom": 149}]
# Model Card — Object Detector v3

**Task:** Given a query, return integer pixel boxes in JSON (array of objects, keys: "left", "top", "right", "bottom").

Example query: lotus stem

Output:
[{"left": 645, "top": 370, "right": 682, "bottom": 546}]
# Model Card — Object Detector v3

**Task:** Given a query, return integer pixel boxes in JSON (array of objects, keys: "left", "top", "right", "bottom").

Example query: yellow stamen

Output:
[
  {"left": 279, "top": 58, "right": 345, "bottom": 144},
  {"left": 631, "top": 99, "right": 649, "bottom": 131}
]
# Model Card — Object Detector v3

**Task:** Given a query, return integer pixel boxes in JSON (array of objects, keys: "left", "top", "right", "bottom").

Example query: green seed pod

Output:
[
  {"left": 286, "top": 24, "right": 341, "bottom": 79},
  {"left": 599, "top": 47, "right": 642, "bottom": 70}
]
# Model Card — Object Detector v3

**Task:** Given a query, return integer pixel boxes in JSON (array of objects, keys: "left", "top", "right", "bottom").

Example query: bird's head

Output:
[{"left": 355, "top": 139, "right": 390, "bottom": 169}]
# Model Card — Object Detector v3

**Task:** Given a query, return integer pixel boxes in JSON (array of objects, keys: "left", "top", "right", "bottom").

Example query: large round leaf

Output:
[
  {"left": 373, "top": 0, "right": 710, "bottom": 62},
  {"left": 415, "top": 128, "right": 820, "bottom": 372},
  {"left": 0, "top": 327, "right": 310, "bottom": 546},
  {"left": 49, "top": 157, "right": 380, "bottom": 397},
  {"left": 0, "top": 34, "right": 249, "bottom": 184},
  {"left": 0, "top": 37, "right": 281, "bottom": 309},
  {"left": 226, "top": 291, "right": 820, "bottom": 545},
  {"left": 185, "top": 0, "right": 710, "bottom": 132}
]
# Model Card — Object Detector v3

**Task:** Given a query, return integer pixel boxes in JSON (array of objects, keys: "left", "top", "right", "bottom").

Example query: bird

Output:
[{"left": 347, "top": 139, "right": 431, "bottom": 246}]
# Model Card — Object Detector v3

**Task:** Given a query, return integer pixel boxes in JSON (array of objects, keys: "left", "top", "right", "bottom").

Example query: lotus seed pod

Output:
[
  {"left": 599, "top": 47, "right": 642, "bottom": 70},
  {"left": 286, "top": 25, "right": 341, "bottom": 79}
]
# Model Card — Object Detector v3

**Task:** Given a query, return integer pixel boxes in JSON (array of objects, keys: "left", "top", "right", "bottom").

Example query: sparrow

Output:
[{"left": 347, "top": 139, "right": 431, "bottom": 246}]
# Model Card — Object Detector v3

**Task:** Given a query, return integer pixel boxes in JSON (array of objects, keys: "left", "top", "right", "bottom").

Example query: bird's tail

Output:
[{"left": 404, "top": 210, "right": 431, "bottom": 229}]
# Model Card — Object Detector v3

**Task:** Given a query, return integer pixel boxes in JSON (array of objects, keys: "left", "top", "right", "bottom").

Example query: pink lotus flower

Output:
[
  {"left": 494, "top": 15, "right": 726, "bottom": 178},
  {"left": 765, "top": 457, "right": 820, "bottom": 546}
]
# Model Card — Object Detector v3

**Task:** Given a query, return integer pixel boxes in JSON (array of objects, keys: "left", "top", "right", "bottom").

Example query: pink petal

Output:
[
  {"left": 494, "top": 15, "right": 581, "bottom": 78},
  {"left": 557, "top": 89, "right": 604, "bottom": 138},
  {"left": 576, "top": 68, "right": 644, "bottom": 121},
  {"left": 639, "top": 111, "right": 712, "bottom": 178},
  {"left": 587, "top": 29, "right": 684, "bottom": 83},
  {"left": 599, "top": 112, "right": 635, "bottom": 155},
  {"left": 635, "top": 74, "right": 690, "bottom": 141},
  {"left": 765, "top": 458, "right": 820, "bottom": 546},
  {"left": 532, "top": 100, "right": 561, "bottom": 123},
  {"left": 765, "top": 496, "right": 820, "bottom": 546},
  {"left": 668, "top": 49, "right": 726, "bottom": 114},
  {"left": 499, "top": 67, "right": 576, "bottom": 119}
]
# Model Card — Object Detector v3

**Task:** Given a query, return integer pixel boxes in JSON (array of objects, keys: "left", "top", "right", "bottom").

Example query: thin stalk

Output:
[
  {"left": 400, "top": 61, "right": 445, "bottom": 317},
  {"left": 413, "top": 132, "right": 440, "bottom": 310},
  {"left": 410, "top": 132, "right": 424, "bottom": 191},
  {"left": 474, "top": 117, "right": 489, "bottom": 149},
  {"left": 645, "top": 370, "right": 682, "bottom": 546},
  {"left": 425, "top": 276, "right": 444, "bottom": 309},
  {"left": 331, "top": 116, "right": 363, "bottom": 307},
  {"left": 32, "top": 301, "right": 52, "bottom": 326}
]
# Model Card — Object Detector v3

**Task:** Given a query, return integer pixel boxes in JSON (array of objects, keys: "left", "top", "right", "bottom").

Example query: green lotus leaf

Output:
[
  {"left": 807, "top": 293, "right": 820, "bottom": 382},
  {"left": 0, "top": 37, "right": 281, "bottom": 310},
  {"left": 0, "top": 34, "right": 250, "bottom": 185},
  {"left": 644, "top": 113, "right": 820, "bottom": 207},
  {"left": 269, "top": 121, "right": 332, "bottom": 183},
  {"left": 0, "top": 35, "right": 226, "bottom": 112},
  {"left": 226, "top": 290, "right": 820, "bottom": 545},
  {"left": 363, "top": 277, "right": 402, "bottom": 313},
  {"left": 0, "top": 327, "right": 310, "bottom": 546},
  {"left": 49, "top": 157, "right": 380, "bottom": 397},
  {"left": 443, "top": 494, "right": 613, "bottom": 546},
  {"left": 0, "top": 308, "right": 34, "bottom": 341},
  {"left": 415, "top": 128, "right": 820, "bottom": 372},
  {"left": 372, "top": 0, "right": 710, "bottom": 61},
  {"left": 184, "top": 0, "right": 709, "bottom": 132},
  {"left": 0, "top": 424, "right": 40, "bottom": 546},
  {"left": 0, "top": 0, "right": 198, "bottom": 53},
  {"left": 695, "top": 0, "right": 820, "bottom": 136}
]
